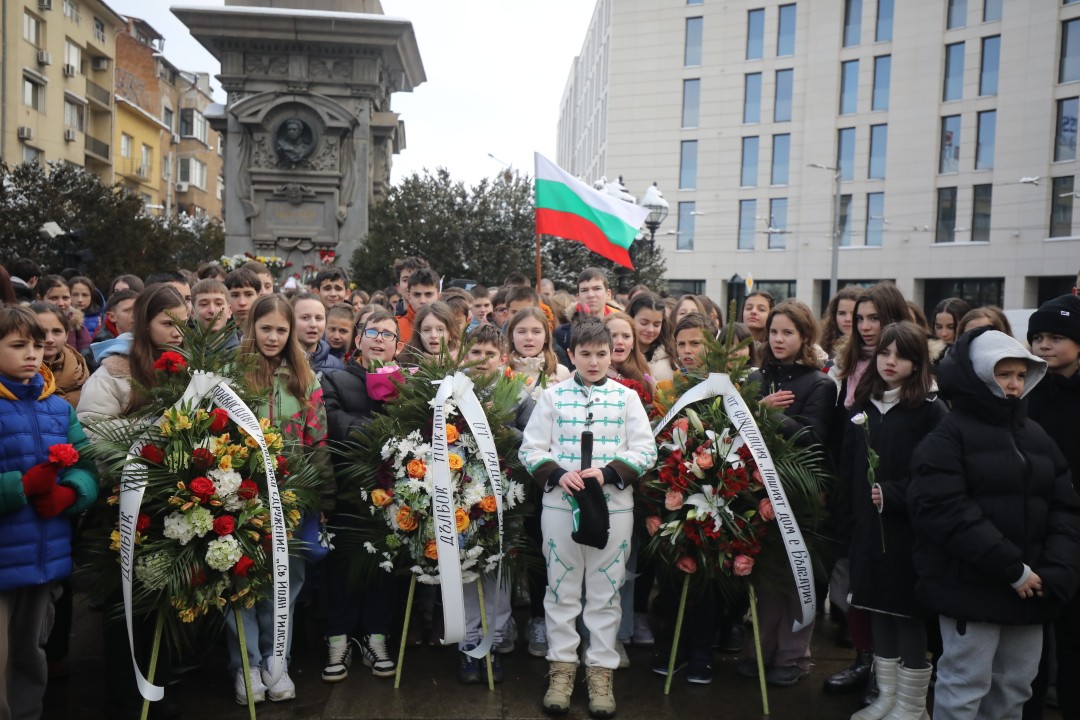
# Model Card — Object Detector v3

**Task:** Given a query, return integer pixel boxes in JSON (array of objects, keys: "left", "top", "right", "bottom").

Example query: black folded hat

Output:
[{"left": 570, "top": 476, "right": 610, "bottom": 549}]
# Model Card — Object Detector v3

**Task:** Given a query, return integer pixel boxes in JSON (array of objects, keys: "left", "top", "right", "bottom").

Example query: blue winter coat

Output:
[
  {"left": 309, "top": 338, "right": 344, "bottom": 379},
  {"left": 0, "top": 368, "right": 98, "bottom": 591}
]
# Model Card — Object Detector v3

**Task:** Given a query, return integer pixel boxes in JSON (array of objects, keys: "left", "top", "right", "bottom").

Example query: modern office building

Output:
[{"left": 558, "top": 0, "right": 1080, "bottom": 313}]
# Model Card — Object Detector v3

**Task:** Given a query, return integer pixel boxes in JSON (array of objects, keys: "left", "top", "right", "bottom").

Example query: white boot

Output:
[
  {"left": 882, "top": 664, "right": 932, "bottom": 720},
  {"left": 851, "top": 657, "right": 899, "bottom": 720}
]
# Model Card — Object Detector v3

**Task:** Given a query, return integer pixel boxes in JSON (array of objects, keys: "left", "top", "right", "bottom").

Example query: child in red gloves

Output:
[{"left": 0, "top": 306, "right": 98, "bottom": 718}]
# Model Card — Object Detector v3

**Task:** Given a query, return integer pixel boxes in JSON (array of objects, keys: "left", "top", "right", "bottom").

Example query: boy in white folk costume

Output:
[{"left": 520, "top": 319, "right": 657, "bottom": 718}]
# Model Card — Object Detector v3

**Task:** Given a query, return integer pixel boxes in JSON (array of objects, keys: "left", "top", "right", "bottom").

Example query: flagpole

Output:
[{"left": 535, "top": 232, "right": 542, "bottom": 289}]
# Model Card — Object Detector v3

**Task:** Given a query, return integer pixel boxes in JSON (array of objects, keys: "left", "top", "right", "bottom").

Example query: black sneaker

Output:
[
  {"left": 687, "top": 659, "right": 714, "bottom": 685},
  {"left": 651, "top": 652, "right": 687, "bottom": 676},
  {"left": 359, "top": 634, "right": 396, "bottom": 678},
  {"left": 487, "top": 653, "right": 504, "bottom": 683},
  {"left": 736, "top": 657, "right": 762, "bottom": 678},
  {"left": 766, "top": 664, "right": 809, "bottom": 687},
  {"left": 458, "top": 649, "right": 483, "bottom": 684}
]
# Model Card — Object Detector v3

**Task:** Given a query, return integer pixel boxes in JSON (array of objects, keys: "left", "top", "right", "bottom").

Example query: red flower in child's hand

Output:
[
  {"left": 232, "top": 556, "right": 255, "bottom": 577},
  {"left": 192, "top": 448, "right": 214, "bottom": 470},
  {"left": 213, "top": 515, "right": 236, "bottom": 536},
  {"left": 238, "top": 480, "right": 258, "bottom": 501},
  {"left": 188, "top": 476, "right": 215, "bottom": 502},
  {"left": 136, "top": 513, "right": 151, "bottom": 533},
  {"left": 139, "top": 444, "right": 165, "bottom": 465},
  {"left": 47, "top": 444, "right": 79, "bottom": 468},
  {"left": 208, "top": 408, "right": 229, "bottom": 434},
  {"left": 152, "top": 351, "right": 187, "bottom": 374}
]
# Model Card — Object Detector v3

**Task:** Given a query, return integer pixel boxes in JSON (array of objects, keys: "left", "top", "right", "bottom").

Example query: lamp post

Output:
[
  {"left": 641, "top": 182, "right": 669, "bottom": 245},
  {"left": 809, "top": 163, "right": 842, "bottom": 299}
]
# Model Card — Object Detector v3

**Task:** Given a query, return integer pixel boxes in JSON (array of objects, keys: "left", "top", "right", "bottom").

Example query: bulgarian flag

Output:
[{"left": 534, "top": 153, "right": 650, "bottom": 269}]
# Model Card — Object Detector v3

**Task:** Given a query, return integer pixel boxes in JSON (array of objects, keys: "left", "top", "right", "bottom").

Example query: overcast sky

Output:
[{"left": 108, "top": 1, "right": 597, "bottom": 186}]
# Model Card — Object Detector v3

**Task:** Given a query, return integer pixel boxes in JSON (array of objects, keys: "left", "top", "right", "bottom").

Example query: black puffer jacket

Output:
[
  {"left": 908, "top": 327, "right": 1080, "bottom": 624},
  {"left": 1027, "top": 369, "right": 1080, "bottom": 492},
  {"left": 750, "top": 362, "right": 838, "bottom": 447},
  {"left": 845, "top": 394, "right": 947, "bottom": 616}
]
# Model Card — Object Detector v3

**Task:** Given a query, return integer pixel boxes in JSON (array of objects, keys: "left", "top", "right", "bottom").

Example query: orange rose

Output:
[
  {"left": 480, "top": 495, "right": 498, "bottom": 513},
  {"left": 424, "top": 540, "right": 439, "bottom": 560},
  {"left": 407, "top": 459, "right": 427, "bottom": 478},
  {"left": 396, "top": 506, "right": 419, "bottom": 532},
  {"left": 448, "top": 454, "right": 464, "bottom": 471},
  {"left": 455, "top": 507, "right": 469, "bottom": 532},
  {"left": 446, "top": 425, "right": 459, "bottom": 444},
  {"left": 371, "top": 489, "right": 393, "bottom": 507}
]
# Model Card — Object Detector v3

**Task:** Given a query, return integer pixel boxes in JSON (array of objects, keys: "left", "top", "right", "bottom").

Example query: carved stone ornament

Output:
[
  {"left": 272, "top": 183, "right": 317, "bottom": 204},
  {"left": 275, "top": 117, "right": 318, "bottom": 165}
]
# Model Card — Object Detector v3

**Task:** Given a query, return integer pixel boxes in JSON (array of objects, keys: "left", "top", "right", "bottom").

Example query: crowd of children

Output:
[{"left": 0, "top": 254, "right": 1078, "bottom": 720}]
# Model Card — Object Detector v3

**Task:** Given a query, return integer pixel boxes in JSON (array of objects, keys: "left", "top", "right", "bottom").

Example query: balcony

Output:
[
  {"left": 85, "top": 80, "right": 111, "bottom": 109},
  {"left": 84, "top": 134, "right": 109, "bottom": 162}
]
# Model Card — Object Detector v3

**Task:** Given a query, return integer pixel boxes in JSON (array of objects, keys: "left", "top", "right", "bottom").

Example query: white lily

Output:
[
  {"left": 685, "top": 485, "right": 733, "bottom": 534},
  {"left": 687, "top": 407, "right": 706, "bottom": 435}
]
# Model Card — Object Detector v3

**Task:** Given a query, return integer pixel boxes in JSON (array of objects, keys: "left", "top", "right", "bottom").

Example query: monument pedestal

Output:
[{"left": 173, "top": 2, "right": 424, "bottom": 270}]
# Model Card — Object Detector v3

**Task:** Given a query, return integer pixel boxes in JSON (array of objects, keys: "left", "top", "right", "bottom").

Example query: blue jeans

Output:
[{"left": 225, "top": 559, "right": 306, "bottom": 673}]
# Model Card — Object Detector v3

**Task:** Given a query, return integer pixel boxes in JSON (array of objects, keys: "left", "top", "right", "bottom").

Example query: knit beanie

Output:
[
  {"left": 1027, "top": 294, "right": 1080, "bottom": 346},
  {"left": 569, "top": 477, "right": 610, "bottom": 550}
]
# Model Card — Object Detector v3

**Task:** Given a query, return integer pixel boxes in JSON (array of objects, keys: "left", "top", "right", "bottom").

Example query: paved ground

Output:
[{"left": 42, "top": 593, "right": 1063, "bottom": 720}]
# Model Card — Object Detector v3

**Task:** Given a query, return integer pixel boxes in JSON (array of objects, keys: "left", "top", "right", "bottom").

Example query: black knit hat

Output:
[
  {"left": 569, "top": 477, "right": 610, "bottom": 549},
  {"left": 1027, "top": 294, "right": 1080, "bottom": 346}
]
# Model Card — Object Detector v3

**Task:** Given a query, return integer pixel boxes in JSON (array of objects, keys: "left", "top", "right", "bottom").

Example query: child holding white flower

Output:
[
  {"left": 842, "top": 321, "right": 946, "bottom": 720},
  {"left": 227, "top": 295, "right": 333, "bottom": 705}
]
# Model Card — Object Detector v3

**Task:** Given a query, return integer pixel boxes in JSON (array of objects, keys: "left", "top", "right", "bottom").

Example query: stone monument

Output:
[{"left": 172, "top": 0, "right": 425, "bottom": 268}]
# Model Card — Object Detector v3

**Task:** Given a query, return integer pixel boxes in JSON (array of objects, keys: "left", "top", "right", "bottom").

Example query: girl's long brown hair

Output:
[
  {"left": 403, "top": 301, "right": 459, "bottom": 362},
  {"left": 627, "top": 292, "right": 677, "bottom": 370},
  {"left": 240, "top": 294, "right": 314, "bottom": 411},
  {"left": 506, "top": 306, "right": 558, "bottom": 376},
  {"left": 818, "top": 285, "right": 861, "bottom": 356},
  {"left": 604, "top": 312, "right": 651, "bottom": 385},
  {"left": 760, "top": 300, "right": 823, "bottom": 369},
  {"left": 835, "top": 282, "right": 910, "bottom": 379},
  {"left": 853, "top": 321, "right": 933, "bottom": 409},
  {"left": 128, "top": 285, "right": 186, "bottom": 413}
]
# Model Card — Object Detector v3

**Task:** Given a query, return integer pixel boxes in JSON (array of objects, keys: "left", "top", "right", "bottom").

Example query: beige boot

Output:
[
  {"left": 543, "top": 661, "right": 577, "bottom": 716},
  {"left": 851, "top": 657, "right": 899, "bottom": 720},
  {"left": 585, "top": 666, "right": 616, "bottom": 719},
  {"left": 882, "top": 664, "right": 932, "bottom": 720}
]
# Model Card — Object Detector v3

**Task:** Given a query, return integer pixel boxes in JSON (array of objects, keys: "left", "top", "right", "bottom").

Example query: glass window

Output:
[
  {"left": 980, "top": 36, "right": 1000, "bottom": 95},
  {"left": 777, "top": 5, "right": 796, "bottom": 56},
  {"left": 1064, "top": 20, "right": 1080, "bottom": 83},
  {"left": 872, "top": 55, "right": 891, "bottom": 110},
  {"left": 63, "top": 99, "right": 84, "bottom": 131},
  {"left": 680, "top": 140, "right": 698, "bottom": 189},
  {"left": 744, "top": 73, "right": 763, "bottom": 123},
  {"left": 1051, "top": 176, "right": 1074, "bottom": 237},
  {"left": 685, "top": 17, "right": 704, "bottom": 66},
  {"left": 936, "top": 187, "right": 958, "bottom": 243},
  {"left": 869, "top": 124, "right": 888, "bottom": 179},
  {"left": 976, "top": 110, "right": 996, "bottom": 170},
  {"left": 944, "top": 42, "right": 965, "bottom": 101},
  {"left": 1056, "top": 97, "right": 1078, "bottom": 162},
  {"left": 682, "top": 79, "right": 701, "bottom": 128},
  {"left": 23, "top": 12, "right": 40, "bottom": 46},
  {"left": 839, "top": 194, "right": 854, "bottom": 246},
  {"left": 947, "top": 0, "right": 967, "bottom": 29},
  {"left": 747, "top": 9, "right": 764, "bottom": 60},
  {"left": 22, "top": 78, "right": 44, "bottom": 112},
  {"left": 64, "top": 41, "right": 81, "bottom": 71},
  {"left": 984, "top": 0, "right": 1002, "bottom": 21},
  {"left": 677, "top": 202, "right": 696, "bottom": 251},
  {"left": 775, "top": 69, "right": 793, "bottom": 122},
  {"left": 844, "top": 0, "right": 863, "bottom": 47},
  {"left": 738, "top": 199, "right": 757, "bottom": 249},
  {"left": 23, "top": 145, "right": 42, "bottom": 165},
  {"left": 866, "top": 192, "right": 885, "bottom": 246},
  {"left": 741, "top": 136, "right": 760, "bottom": 187},
  {"left": 838, "top": 127, "right": 856, "bottom": 181},
  {"left": 940, "top": 115, "right": 961, "bottom": 173},
  {"left": 972, "top": 184, "right": 992, "bottom": 242},
  {"left": 121, "top": 133, "right": 132, "bottom": 159},
  {"left": 769, "top": 198, "right": 788, "bottom": 249},
  {"left": 163, "top": 107, "right": 174, "bottom": 132},
  {"left": 93, "top": 17, "right": 105, "bottom": 43},
  {"left": 840, "top": 60, "right": 859, "bottom": 115},
  {"left": 876, "top": 0, "right": 894, "bottom": 42},
  {"left": 772, "top": 133, "right": 791, "bottom": 185},
  {"left": 180, "top": 109, "right": 209, "bottom": 144}
]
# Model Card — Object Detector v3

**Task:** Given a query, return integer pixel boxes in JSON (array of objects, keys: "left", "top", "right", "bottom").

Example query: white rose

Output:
[{"left": 851, "top": 412, "right": 869, "bottom": 426}]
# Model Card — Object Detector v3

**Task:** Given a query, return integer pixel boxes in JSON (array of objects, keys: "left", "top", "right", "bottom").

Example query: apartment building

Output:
[
  {"left": 2, "top": 0, "right": 124, "bottom": 177},
  {"left": 558, "top": 0, "right": 1080, "bottom": 313}
]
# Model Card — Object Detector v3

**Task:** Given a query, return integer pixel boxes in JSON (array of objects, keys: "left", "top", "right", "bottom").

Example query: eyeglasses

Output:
[{"left": 362, "top": 328, "right": 398, "bottom": 341}]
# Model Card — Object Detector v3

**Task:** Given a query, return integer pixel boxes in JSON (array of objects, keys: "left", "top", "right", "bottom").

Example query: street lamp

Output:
[
  {"left": 809, "top": 163, "right": 842, "bottom": 299},
  {"left": 641, "top": 182, "right": 669, "bottom": 245}
]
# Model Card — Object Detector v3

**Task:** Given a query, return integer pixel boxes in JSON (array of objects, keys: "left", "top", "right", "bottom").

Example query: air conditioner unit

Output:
[
  {"left": 91, "top": 57, "right": 108, "bottom": 71},
  {"left": 63, "top": 64, "right": 76, "bottom": 78},
  {"left": 171, "top": 133, "right": 180, "bottom": 145},
  {"left": 175, "top": 181, "right": 189, "bottom": 193},
  {"left": 37, "top": 50, "right": 51, "bottom": 66},
  {"left": 17, "top": 126, "right": 33, "bottom": 141},
  {"left": 64, "top": 129, "right": 76, "bottom": 142},
  {"left": 38, "top": 0, "right": 52, "bottom": 10}
]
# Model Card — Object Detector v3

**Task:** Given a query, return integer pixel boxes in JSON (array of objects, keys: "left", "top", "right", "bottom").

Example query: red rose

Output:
[
  {"left": 733, "top": 554, "right": 755, "bottom": 577},
  {"left": 232, "top": 556, "right": 255, "bottom": 577},
  {"left": 238, "top": 480, "right": 258, "bottom": 500},
  {"left": 140, "top": 444, "right": 165, "bottom": 465},
  {"left": 213, "top": 515, "right": 236, "bottom": 536},
  {"left": 188, "top": 476, "right": 215, "bottom": 503},
  {"left": 676, "top": 556, "right": 698, "bottom": 574},
  {"left": 757, "top": 498, "right": 775, "bottom": 522},
  {"left": 152, "top": 351, "right": 187, "bottom": 374},
  {"left": 47, "top": 443, "right": 79, "bottom": 468},
  {"left": 136, "top": 513, "right": 151, "bottom": 533},
  {"left": 276, "top": 455, "right": 289, "bottom": 476},
  {"left": 192, "top": 448, "right": 214, "bottom": 470},
  {"left": 208, "top": 408, "right": 230, "bottom": 434}
]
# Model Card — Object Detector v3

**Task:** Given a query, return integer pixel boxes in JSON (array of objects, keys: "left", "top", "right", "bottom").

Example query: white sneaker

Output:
[
  {"left": 527, "top": 618, "right": 548, "bottom": 658},
  {"left": 632, "top": 612, "right": 655, "bottom": 646},
  {"left": 234, "top": 668, "right": 266, "bottom": 705},
  {"left": 616, "top": 639, "right": 631, "bottom": 669},
  {"left": 261, "top": 666, "right": 296, "bottom": 702},
  {"left": 322, "top": 634, "right": 355, "bottom": 682}
]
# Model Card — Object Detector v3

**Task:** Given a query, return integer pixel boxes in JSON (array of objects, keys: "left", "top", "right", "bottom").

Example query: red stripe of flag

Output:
[{"left": 535, "top": 208, "right": 633, "bottom": 269}]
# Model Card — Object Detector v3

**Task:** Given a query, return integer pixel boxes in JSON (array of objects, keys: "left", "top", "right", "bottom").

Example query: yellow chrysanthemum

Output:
[{"left": 109, "top": 529, "right": 121, "bottom": 551}]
